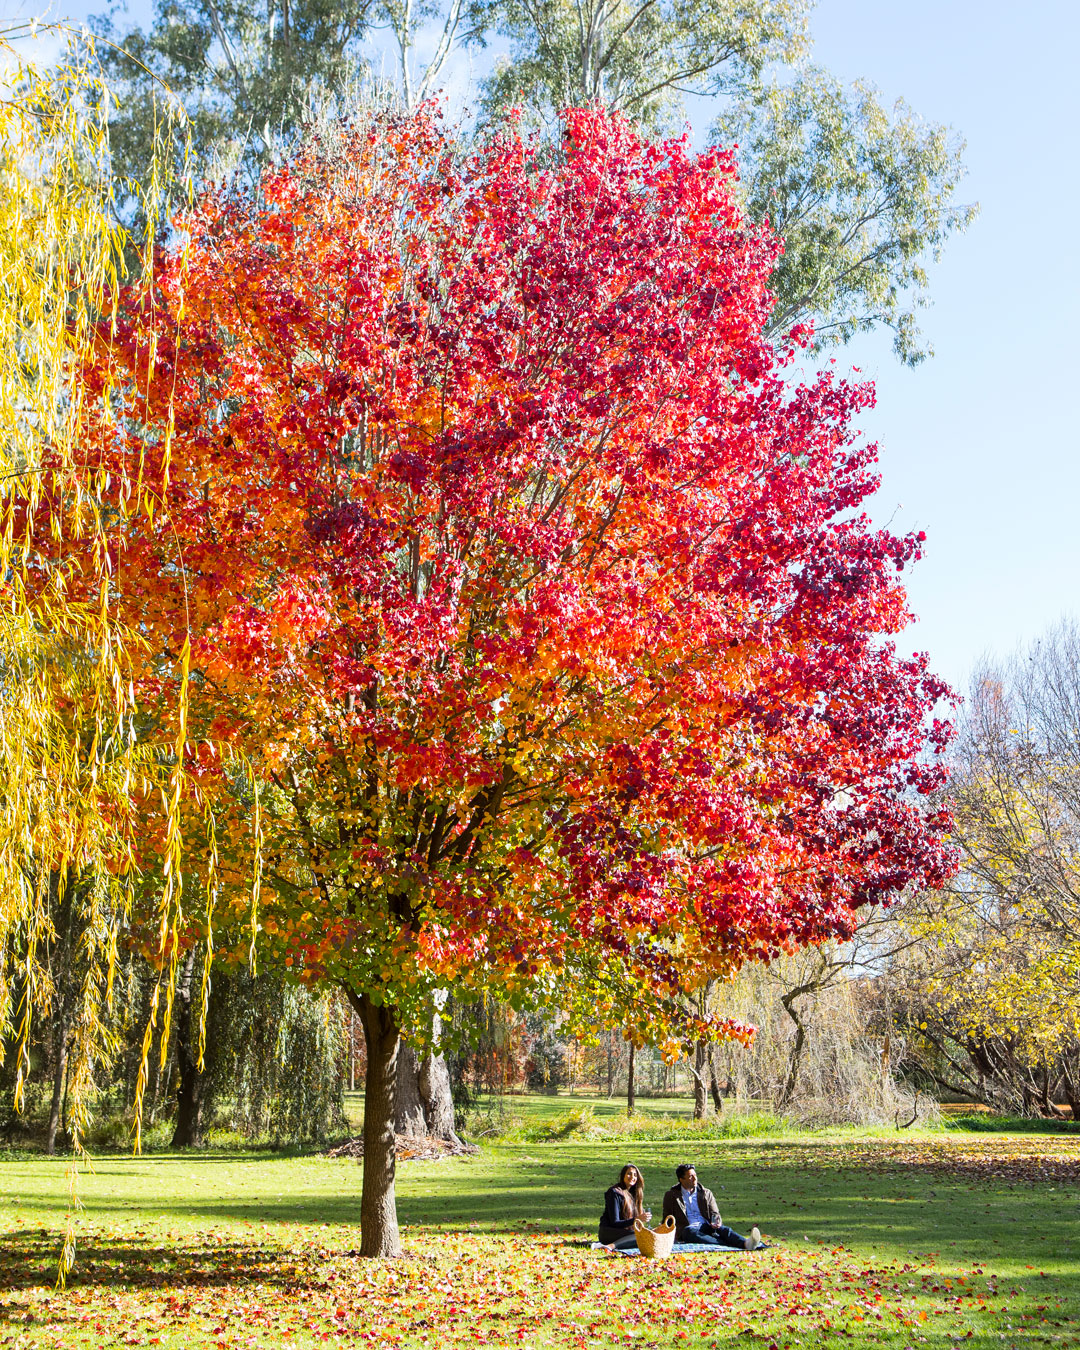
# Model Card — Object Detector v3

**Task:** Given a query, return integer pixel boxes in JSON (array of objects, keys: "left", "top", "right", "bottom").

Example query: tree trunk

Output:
[
  {"left": 394, "top": 1045, "right": 458, "bottom": 1138},
  {"left": 395, "top": 1044, "right": 428, "bottom": 1135},
  {"left": 626, "top": 1041, "right": 636, "bottom": 1116},
  {"left": 393, "top": 995, "right": 460, "bottom": 1142},
  {"left": 708, "top": 1045, "right": 724, "bottom": 1114},
  {"left": 1039, "top": 1063, "right": 1056, "bottom": 1118},
  {"left": 46, "top": 870, "right": 72, "bottom": 1156},
  {"left": 46, "top": 1034, "right": 68, "bottom": 1155},
  {"left": 171, "top": 949, "right": 205, "bottom": 1148},
  {"left": 778, "top": 989, "right": 809, "bottom": 1111},
  {"left": 692, "top": 1040, "right": 708, "bottom": 1120},
  {"left": 354, "top": 991, "right": 403, "bottom": 1258},
  {"left": 418, "top": 1050, "right": 457, "bottom": 1136}
]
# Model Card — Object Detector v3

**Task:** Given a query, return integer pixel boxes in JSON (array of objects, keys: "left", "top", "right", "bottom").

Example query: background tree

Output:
[
  {"left": 51, "top": 106, "right": 956, "bottom": 1255},
  {"left": 700, "top": 951, "right": 936, "bottom": 1127},
  {"left": 93, "top": 0, "right": 467, "bottom": 188},
  {"left": 94, "top": 0, "right": 373, "bottom": 185},
  {"left": 475, "top": 6, "right": 974, "bottom": 365},
  {"left": 882, "top": 628, "right": 1080, "bottom": 1117},
  {"left": 474, "top": 0, "right": 807, "bottom": 128},
  {"left": 714, "top": 70, "right": 978, "bottom": 365},
  {"left": 184, "top": 963, "right": 349, "bottom": 1143},
  {"left": 956, "top": 629, "right": 1080, "bottom": 956},
  {"left": 1, "top": 935, "right": 350, "bottom": 1148},
  {"left": 891, "top": 889, "right": 1080, "bottom": 1118}
]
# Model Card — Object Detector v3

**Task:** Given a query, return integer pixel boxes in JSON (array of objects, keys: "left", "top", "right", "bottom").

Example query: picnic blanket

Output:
[{"left": 591, "top": 1241, "right": 771, "bottom": 1258}]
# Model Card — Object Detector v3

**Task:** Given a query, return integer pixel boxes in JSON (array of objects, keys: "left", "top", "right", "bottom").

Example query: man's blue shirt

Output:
[{"left": 682, "top": 1185, "right": 704, "bottom": 1230}]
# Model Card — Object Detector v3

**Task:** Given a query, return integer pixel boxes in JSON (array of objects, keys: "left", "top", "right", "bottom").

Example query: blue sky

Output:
[
  {"left": 5, "top": 0, "right": 1076, "bottom": 699},
  {"left": 805, "top": 1, "right": 1080, "bottom": 697}
]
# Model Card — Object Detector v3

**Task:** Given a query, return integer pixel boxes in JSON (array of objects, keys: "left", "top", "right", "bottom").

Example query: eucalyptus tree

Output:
[
  {"left": 715, "top": 70, "right": 978, "bottom": 365},
  {"left": 94, "top": 0, "right": 378, "bottom": 185},
  {"left": 473, "top": 0, "right": 809, "bottom": 128},
  {"left": 96, "top": 0, "right": 974, "bottom": 366},
  {"left": 93, "top": 0, "right": 470, "bottom": 188}
]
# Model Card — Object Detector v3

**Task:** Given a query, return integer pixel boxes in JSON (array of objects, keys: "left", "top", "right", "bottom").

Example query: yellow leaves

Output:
[
  {"left": 1, "top": 46, "right": 117, "bottom": 478},
  {"left": 919, "top": 882, "right": 1080, "bottom": 1053},
  {"left": 0, "top": 27, "right": 193, "bottom": 1285},
  {"left": 658, "top": 1037, "right": 683, "bottom": 1064}
]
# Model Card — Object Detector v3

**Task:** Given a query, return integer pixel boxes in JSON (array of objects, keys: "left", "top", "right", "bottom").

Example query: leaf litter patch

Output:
[
  {"left": 325, "top": 1132, "right": 478, "bottom": 1163},
  {"left": 755, "top": 1138, "right": 1080, "bottom": 1186}
]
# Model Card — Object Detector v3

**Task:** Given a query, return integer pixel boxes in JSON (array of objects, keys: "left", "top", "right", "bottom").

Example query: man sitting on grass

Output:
[{"left": 662, "top": 1164, "right": 763, "bottom": 1250}]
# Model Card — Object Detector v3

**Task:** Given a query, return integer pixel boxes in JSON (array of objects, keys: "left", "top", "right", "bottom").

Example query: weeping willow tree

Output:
[{"left": 0, "top": 23, "right": 193, "bottom": 1278}]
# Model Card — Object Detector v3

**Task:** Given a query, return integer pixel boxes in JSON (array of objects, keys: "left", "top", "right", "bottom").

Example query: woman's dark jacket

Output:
[{"left": 599, "top": 1185, "right": 638, "bottom": 1234}]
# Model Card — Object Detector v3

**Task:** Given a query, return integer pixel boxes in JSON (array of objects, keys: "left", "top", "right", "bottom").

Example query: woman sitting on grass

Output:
[{"left": 598, "top": 1162, "right": 651, "bottom": 1250}]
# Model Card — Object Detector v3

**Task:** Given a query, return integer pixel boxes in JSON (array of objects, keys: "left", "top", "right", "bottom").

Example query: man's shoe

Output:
[{"left": 745, "top": 1226, "right": 762, "bottom": 1251}]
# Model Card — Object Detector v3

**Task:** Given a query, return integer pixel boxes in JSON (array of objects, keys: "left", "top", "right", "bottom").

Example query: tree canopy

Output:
[{"left": 92, "top": 0, "right": 974, "bottom": 368}]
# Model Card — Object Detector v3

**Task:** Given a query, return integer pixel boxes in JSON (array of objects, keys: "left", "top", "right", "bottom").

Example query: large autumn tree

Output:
[{"left": 54, "top": 107, "right": 953, "bottom": 1254}]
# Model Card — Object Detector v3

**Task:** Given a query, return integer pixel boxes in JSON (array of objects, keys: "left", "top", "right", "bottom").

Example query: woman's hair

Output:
[{"left": 615, "top": 1162, "right": 645, "bottom": 1219}]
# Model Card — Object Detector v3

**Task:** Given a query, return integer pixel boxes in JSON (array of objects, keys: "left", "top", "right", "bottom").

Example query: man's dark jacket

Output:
[{"left": 662, "top": 1182, "right": 722, "bottom": 1236}]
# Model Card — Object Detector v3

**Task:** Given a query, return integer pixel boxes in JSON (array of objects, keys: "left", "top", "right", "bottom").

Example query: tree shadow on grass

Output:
[{"left": 0, "top": 1227, "right": 306, "bottom": 1299}]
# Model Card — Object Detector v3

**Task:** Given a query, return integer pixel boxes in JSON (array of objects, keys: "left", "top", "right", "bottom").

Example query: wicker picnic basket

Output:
[{"left": 633, "top": 1214, "right": 677, "bottom": 1258}]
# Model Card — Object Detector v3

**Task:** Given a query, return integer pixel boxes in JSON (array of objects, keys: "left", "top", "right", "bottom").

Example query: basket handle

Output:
[{"left": 634, "top": 1215, "right": 676, "bottom": 1234}]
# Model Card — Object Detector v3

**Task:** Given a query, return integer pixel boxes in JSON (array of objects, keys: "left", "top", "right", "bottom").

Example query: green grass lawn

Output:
[
  {"left": 1, "top": 1131, "right": 1077, "bottom": 1350},
  {"left": 464, "top": 1091, "right": 699, "bottom": 1120},
  {"left": 342, "top": 1089, "right": 700, "bottom": 1132}
]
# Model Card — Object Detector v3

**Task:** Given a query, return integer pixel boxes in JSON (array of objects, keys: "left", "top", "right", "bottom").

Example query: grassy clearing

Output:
[
  {"left": 342, "top": 1090, "right": 703, "bottom": 1133},
  {"left": 1, "top": 1131, "right": 1077, "bottom": 1350}
]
